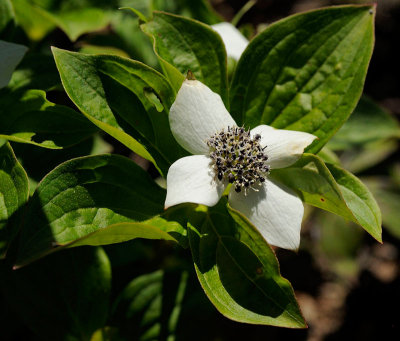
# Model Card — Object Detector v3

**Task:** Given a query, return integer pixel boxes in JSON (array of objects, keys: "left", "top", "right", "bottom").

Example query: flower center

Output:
[{"left": 207, "top": 126, "right": 270, "bottom": 193}]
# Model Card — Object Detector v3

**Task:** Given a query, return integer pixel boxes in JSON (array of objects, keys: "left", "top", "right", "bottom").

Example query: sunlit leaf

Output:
[
  {"left": 272, "top": 153, "right": 382, "bottom": 241},
  {"left": 52, "top": 47, "right": 186, "bottom": 175},
  {"left": 141, "top": 11, "right": 228, "bottom": 100},
  {"left": 15, "top": 154, "right": 187, "bottom": 267},
  {"left": 230, "top": 5, "right": 375, "bottom": 153}
]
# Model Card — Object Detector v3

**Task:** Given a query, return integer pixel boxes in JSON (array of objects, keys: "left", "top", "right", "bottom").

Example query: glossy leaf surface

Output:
[
  {"left": 52, "top": 47, "right": 186, "bottom": 175},
  {"left": 230, "top": 5, "right": 375, "bottom": 153},
  {"left": 188, "top": 203, "right": 305, "bottom": 327},
  {"left": 141, "top": 11, "right": 228, "bottom": 100},
  {"left": 272, "top": 153, "right": 381, "bottom": 241},
  {"left": 15, "top": 154, "right": 186, "bottom": 267}
]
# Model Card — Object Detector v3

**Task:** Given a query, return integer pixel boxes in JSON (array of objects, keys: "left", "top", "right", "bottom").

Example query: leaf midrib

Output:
[{"left": 205, "top": 214, "right": 303, "bottom": 324}]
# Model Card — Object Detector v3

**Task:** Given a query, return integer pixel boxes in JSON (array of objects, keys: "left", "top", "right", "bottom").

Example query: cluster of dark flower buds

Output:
[{"left": 207, "top": 126, "right": 270, "bottom": 193}]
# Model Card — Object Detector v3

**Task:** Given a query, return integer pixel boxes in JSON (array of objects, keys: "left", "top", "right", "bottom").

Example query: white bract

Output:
[
  {"left": 212, "top": 22, "right": 249, "bottom": 61},
  {"left": 165, "top": 79, "right": 316, "bottom": 251}
]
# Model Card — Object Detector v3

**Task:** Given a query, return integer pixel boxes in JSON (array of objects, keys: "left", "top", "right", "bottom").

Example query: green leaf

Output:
[
  {"left": 0, "top": 246, "right": 111, "bottom": 340},
  {"left": 271, "top": 153, "right": 382, "bottom": 241},
  {"left": 11, "top": 0, "right": 56, "bottom": 41},
  {"left": 327, "top": 163, "right": 381, "bottom": 240},
  {"left": 52, "top": 47, "right": 186, "bottom": 175},
  {"left": 0, "top": 0, "right": 15, "bottom": 37},
  {"left": 5, "top": 53, "right": 61, "bottom": 92},
  {"left": 230, "top": 5, "right": 375, "bottom": 153},
  {"left": 0, "top": 89, "right": 98, "bottom": 149},
  {"left": 363, "top": 177, "right": 400, "bottom": 240},
  {"left": 188, "top": 202, "right": 305, "bottom": 327},
  {"left": 15, "top": 154, "right": 186, "bottom": 267},
  {"left": 0, "top": 40, "right": 27, "bottom": 89},
  {"left": 12, "top": 134, "right": 111, "bottom": 188},
  {"left": 111, "top": 270, "right": 188, "bottom": 340},
  {"left": 328, "top": 96, "right": 400, "bottom": 150},
  {"left": 141, "top": 11, "right": 228, "bottom": 101},
  {"left": 53, "top": 8, "right": 110, "bottom": 42},
  {"left": 11, "top": 0, "right": 110, "bottom": 42},
  {"left": 109, "top": 10, "right": 159, "bottom": 69},
  {"left": 0, "top": 142, "right": 29, "bottom": 258}
]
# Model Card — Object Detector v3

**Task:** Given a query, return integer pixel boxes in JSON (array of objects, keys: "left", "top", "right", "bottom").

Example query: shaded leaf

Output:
[
  {"left": 188, "top": 202, "right": 305, "bottom": 327},
  {"left": 111, "top": 270, "right": 188, "bottom": 340},
  {"left": 0, "top": 39, "right": 27, "bottom": 89},
  {"left": 230, "top": 5, "right": 375, "bottom": 153},
  {"left": 5, "top": 53, "right": 61, "bottom": 92},
  {"left": 0, "top": 142, "right": 28, "bottom": 257},
  {"left": 0, "top": 246, "right": 111, "bottom": 340},
  {"left": 0, "top": 0, "right": 15, "bottom": 37},
  {"left": 0, "top": 89, "right": 97, "bottom": 149}
]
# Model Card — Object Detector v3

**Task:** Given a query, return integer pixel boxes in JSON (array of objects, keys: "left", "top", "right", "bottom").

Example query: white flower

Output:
[
  {"left": 165, "top": 79, "right": 316, "bottom": 251},
  {"left": 211, "top": 22, "right": 249, "bottom": 61}
]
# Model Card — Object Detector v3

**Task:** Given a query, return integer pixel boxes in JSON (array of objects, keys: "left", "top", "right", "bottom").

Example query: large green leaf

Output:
[
  {"left": 52, "top": 47, "right": 186, "bottom": 175},
  {"left": 0, "top": 142, "right": 28, "bottom": 258},
  {"left": 111, "top": 269, "right": 188, "bottom": 340},
  {"left": 272, "top": 153, "right": 381, "bottom": 241},
  {"left": 141, "top": 11, "right": 228, "bottom": 100},
  {"left": 0, "top": 89, "right": 97, "bottom": 149},
  {"left": 15, "top": 154, "right": 186, "bottom": 267},
  {"left": 0, "top": 246, "right": 111, "bottom": 340},
  {"left": 188, "top": 202, "right": 305, "bottom": 327},
  {"left": 230, "top": 5, "right": 375, "bottom": 153}
]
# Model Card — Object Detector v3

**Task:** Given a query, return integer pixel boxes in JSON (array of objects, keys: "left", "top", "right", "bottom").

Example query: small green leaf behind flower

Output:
[{"left": 141, "top": 11, "right": 228, "bottom": 102}]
